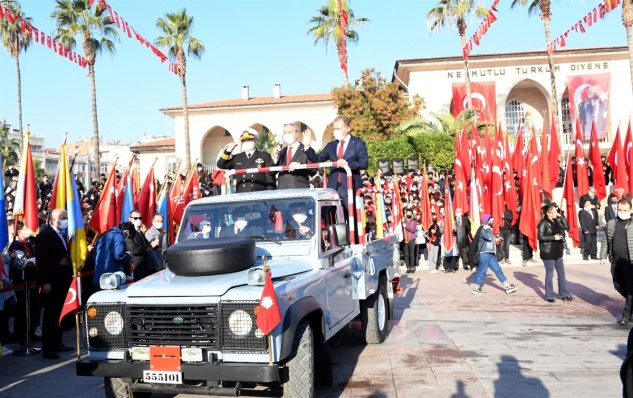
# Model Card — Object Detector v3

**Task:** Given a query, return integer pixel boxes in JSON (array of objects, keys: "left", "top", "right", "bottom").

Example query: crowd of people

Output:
[{"left": 1, "top": 113, "right": 632, "bottom": 363}]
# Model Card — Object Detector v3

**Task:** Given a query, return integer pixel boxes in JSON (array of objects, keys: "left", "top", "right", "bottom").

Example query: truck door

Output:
[{"left": 320, "top": 203, "right": 355, "bottom": 329}]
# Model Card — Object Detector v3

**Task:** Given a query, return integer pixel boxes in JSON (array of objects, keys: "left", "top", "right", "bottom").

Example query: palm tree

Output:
[
  {"left": 0, "top": 2, "right": 31, "bottom": 152},
  {"left": 307, "top": 0, "right": 370, "bottom": 86},
  {"left": 395, "top": 109, "right": 481, "bottom": 136},
  {"left": 0, "top": 122, "right": 20, "bottom": 167},
  {"left": 155, "top": 9, "right": 205, "bottom": 170},
  {"left": 510, "top": 1, "right": 560, "bottom": 134},
  {"left": 623, "top": 0, "right": 633, "bottom": 97},
  {"left": 256, "top": 128, "right": 276, "bottom": 153},
  {"left": 427, "top": 0, "right": 488, "bottom": 109},
  {"left": 51, "top": 0, "right": 118, "bottom": 178}
]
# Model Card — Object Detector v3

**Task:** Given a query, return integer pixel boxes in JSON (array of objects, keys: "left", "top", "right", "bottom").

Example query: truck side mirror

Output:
[{"left": 330, "top": 223, "right": 349, "bottom": 247}]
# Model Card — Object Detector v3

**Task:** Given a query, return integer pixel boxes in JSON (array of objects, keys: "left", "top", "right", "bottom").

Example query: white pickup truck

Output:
[{"left": 76, "top": 186, "right": 401, "bottom": 398}]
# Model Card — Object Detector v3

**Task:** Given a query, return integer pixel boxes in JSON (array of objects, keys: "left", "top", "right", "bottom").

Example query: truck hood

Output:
[{"left": 124, "top": 250, "right": 313, "bottom": 298}]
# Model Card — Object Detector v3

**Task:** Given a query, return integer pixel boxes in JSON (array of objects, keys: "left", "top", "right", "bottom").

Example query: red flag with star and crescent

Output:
[
  {"left": 589, "top": 121, "right": 607, "bottom": 201},
  {"left": 574, "top": 119, "right": 590, "bottom": 197},
  {"left": 256, "top": 269, "right": 281, "bottom": 335},
  {"left": 59, "top": 276, "right": 80, "bottom": 326},
  {"left": 137, "top": 164, "right": 157, "bottom": 227}
]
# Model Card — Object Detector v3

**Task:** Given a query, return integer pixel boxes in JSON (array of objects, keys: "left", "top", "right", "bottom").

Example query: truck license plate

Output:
[{"left": 143, "top": 370, "right": 182, "bottom": 384}]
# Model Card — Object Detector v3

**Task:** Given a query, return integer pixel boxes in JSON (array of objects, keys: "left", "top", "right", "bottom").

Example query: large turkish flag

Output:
[
  {"left": 451, "top": 81, "right": 497, "bottom": 123},
  {"left": 567, "top": 72, "right": 611, "bottom": 140}
]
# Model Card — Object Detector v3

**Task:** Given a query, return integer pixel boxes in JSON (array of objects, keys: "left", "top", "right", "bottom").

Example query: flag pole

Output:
[{"left": 262, "top": 260, "right": 273, "bottom": 366}]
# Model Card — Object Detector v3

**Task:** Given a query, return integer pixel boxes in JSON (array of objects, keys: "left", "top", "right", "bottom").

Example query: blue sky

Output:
[{"left": 0, "top": 0, "right": 626, "bottom": 147}]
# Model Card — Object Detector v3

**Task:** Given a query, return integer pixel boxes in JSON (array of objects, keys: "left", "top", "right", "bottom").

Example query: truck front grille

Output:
[{"left": 126, "top": 305, "right": 221, "bottom": 348}]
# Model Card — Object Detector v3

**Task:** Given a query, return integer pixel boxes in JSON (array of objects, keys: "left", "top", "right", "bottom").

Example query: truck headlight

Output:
[
  {"left": 104, "top": 311, "right": 124, "bottom": 335},
  {"left": 227, "top": 310, "right": 252, "bottom": 336}
]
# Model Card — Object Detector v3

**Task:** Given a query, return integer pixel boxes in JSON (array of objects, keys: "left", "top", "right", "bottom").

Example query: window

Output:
[
  {"left": 505, "top": 100, "right": 525, "bottom": 136},
  {"left": 561, "top": 96, "right": 572, "bottom": 134},
  {"left": 167, "top": 157, "right": 177, "bottom": 176}
]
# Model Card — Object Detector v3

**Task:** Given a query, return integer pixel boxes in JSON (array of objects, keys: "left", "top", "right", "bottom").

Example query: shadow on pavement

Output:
[
  {"left": 449, "top": 380, "right": 471, "bottom": 398},
  {"left": 493, "top": 355, "right": 549, "bottom": 398}
]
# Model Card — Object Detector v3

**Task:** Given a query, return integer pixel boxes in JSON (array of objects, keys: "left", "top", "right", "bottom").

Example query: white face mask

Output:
[
  {"left": 292, "top": 214, "right": 308, "bottom": 224},
  {"left": 283, "top": 134, "right": 295, "bottom": 145},
  {"left": 132, "top": 219, "right": 142, "bottom": 228},
  {"left": 333, "top": 130, "right": 344, "bottom": 141},
  {"left": 58, "top": 219, "right": 68, "bottom": 230},
  {"left": 242, "top": 141, "right": 255, "bottom": 152},
  {"left": 234, "top": 218, "right": 248, "bottom": 230},
  {"left": 202, "top": 225, "right": 211, "bottom": 234},
  {"left": 22, "top": 231, "right": 32, "bottom": 238},
  {"left": 153, "top": 222, "right": 163, "bottom": 230},
  {"left": 618, "top": 212, "right": 632, "bottom": 220}
]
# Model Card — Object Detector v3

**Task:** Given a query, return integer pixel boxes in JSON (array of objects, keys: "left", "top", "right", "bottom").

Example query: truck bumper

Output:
[{"left": 76, "top": 358, "right": 281, "bottom": 383}]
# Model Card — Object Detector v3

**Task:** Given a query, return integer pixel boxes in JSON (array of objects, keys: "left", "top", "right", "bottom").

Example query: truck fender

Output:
[{"left": 279, "top": 297, "right": 324, "bottom": 361}]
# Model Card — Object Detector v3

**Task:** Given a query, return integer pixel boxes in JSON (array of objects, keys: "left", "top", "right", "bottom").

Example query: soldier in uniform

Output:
[{"left": 217, "top": 128, "right": 275, "bottom": 193}]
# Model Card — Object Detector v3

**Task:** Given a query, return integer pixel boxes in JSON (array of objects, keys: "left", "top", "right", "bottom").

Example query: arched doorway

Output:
[
  {"left": 293, "top": 121, "right": 317, "bottom": 148},
  {"left": 504, "top": 79, "right": 550, "bottom": 136},
  {"left": 201, "top": 126, "right": 233, "bottom": 166}
]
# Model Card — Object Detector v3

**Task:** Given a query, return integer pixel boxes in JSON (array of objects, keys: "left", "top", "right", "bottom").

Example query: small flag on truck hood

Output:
[{"left": 256, "top": 270, "right": 281, "bottom": 335}]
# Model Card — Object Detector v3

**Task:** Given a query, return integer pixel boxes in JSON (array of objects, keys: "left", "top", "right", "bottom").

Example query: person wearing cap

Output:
[
  {"left": 217, "top": 128, "right": 275, "bottom": 193},
  {"left": 189, "top": 219, "right": 213, "bottom": 240},
  {"left": 471, "top": 214, "right": 518, "bottom": 295},
  {"left": 219, "top": 206, "right": 264, "bottom": 238},
  {"left": 313, "top": 115, "right": 368, "bottom": 209},
  {"left": 285, "top": 201, "right": 314, "bottom": 239},
  {"left": 273, "top": 123, "right": 317, "bottom": 189}
]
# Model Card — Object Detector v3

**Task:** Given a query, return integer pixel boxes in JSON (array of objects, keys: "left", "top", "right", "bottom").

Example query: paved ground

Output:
[{"left": 0, "top": 261, "right": 628, "bottom": 398}]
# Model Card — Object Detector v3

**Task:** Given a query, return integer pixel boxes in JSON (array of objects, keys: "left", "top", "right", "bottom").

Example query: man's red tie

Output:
[
  {"left": 337, "top": 140, "right": 345, "bottom": 184},
  {"left": 286, "top": 146, "right": 292, "bottom": 166}
]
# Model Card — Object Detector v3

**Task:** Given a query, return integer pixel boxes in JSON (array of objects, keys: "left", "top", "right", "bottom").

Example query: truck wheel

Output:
[
  {"left": 361, "top": 278, "right": 388, "bottom": 344},
  {"left": 104, "top": 377, "right": 151, "bottom": 398},
  {"left": 165, "top": 237, "right": 256, "bottom": 276},
  {"left": 282, "top": 321, "right": 314, "bottom": 398}
]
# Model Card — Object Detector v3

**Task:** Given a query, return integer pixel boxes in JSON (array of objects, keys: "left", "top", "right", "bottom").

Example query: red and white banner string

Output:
[
  {"left": 0, "top": 3, "right": 88, "bottom": 68},
  {"left": 462, "top": 0, "right": 501, "bottom": 59},
  {"left": 547, "top": 0, "right": 621, "bottom": 54}
]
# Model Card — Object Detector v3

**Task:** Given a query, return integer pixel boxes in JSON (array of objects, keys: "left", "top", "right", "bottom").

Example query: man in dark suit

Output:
[
  {"left": 579, "top": 187, "right": 601, "bottom": 210},
  {"left": 454, "top": 207, "right": 472, "bottom": 270},
  {"left": 217, "top": 128, "right": 275, "bottom": 193},
  {"left": 219, "top": 206, "right": 265, "bottom": 238},
  {"left": 124, "top": 210, "right": 160, "bottom": 281},
  {"left": 578, "top": 84, "right": 608, "bottom": 136},
  {"left": 579, "top": 199, "right": 599, "bottom": 260},
  {"left": 605, "top": 194, "right": 619, "bottom": 223},
  {"left": 36, "top": 208, "right": 74, "bottom": 359},
  {"left": 315, "top": 115, "right": 368, "bottom": 208},
  {"left": 273, "top": 123, "right": 317, "bottom": 189}
]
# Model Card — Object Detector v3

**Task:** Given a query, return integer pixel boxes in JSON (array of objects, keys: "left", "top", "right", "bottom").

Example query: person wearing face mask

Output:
[
  {"left": 219, "top": 206, "right": 265, "bottom": 238},
  {"left": 217, "top": 128, "right": 275, "bottom": 193},
  {"left": 538, "top": 204, "right": 573, "bottom": 303},
  {"left": 605, "top": 194, "right": 619, "bottom": 223},
  {"left": 471, "top": 214, "right": 518, "bottom": 295},
  {"left": 427, "top": 215, "right": 442, "bottom": 274},
  {"left": 196, "top": 163, "right": 211, "bottom": 195},
  {"left": 601, "top": 198, "right": 633, "bottom": 325},
  {"left": 93, "top": 224, "right": 133, "bottom": 288},
  {"left": 402, "top": 210, "right": 418, "bottom": 273},
  {"left": 272, "top": 123, "right": 317, "bottom": 190},
  {"left": 126, "top": 210, "right": 160, "bottom": 282},
  {"left": 579, "top": 199, "right": 599, "bottom": 260},
  {"left": 35, "top": 208, "right": 74, "bottom": 359},
  {"left": 314, "top": 115, "right": 368, "bottom": 211},
  {"left": 579, "top": 186, "right": 601, "bottom": 210},
  {"left": 285, "top": 202, "right": 314, "bottom": 239},
  {"left": 145, "top": 213, "right": 168, "bottom": 269},
  {"left": 190, "top": 220, "right": 213, "bottom": 240}
]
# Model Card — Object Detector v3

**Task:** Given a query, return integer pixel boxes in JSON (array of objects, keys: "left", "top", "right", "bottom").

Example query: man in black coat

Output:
[
  {"left": 123, "top": 210, "right": 160, "bottom": 281},
  {"left": 284, "top": 201, "right": 315, "bottom": 239},
  {"left": 36, "top": 208, "right": 74, "bottom": 359},
  {"left": 454, "top": 207, "right": 471, "bottom": 270},
  {"left": 499, "top": 205, "right": 514, "bottom": 264},
  {"left": 273, "top": 123, "right": 317, "bottom": 189},
  {"left": 579, "top": 199, "right": 599, "bottom": 260},
  {"left": 605, "top": 194, "right": 619, "bottom": 223},
  {"left": 217, "top": 128, "right": 275, "bottom": 193},
  {"left": 579, "top": 187, "right": 601, "bottom": 210}
]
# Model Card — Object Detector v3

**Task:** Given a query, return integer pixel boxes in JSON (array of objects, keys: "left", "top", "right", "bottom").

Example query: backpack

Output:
[{"left": 467, "top": 226, "right": 483, "bottom": 266}]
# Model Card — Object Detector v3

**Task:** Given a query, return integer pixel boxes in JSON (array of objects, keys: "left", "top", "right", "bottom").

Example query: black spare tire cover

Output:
[{"left": 166, "top": 238, "right": 257, "bottom": 277}]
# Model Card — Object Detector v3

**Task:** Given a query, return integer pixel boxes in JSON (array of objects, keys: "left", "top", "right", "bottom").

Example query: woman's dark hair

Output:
[{"left": 119, "top": 221, "right": 136, "bottom": 237}]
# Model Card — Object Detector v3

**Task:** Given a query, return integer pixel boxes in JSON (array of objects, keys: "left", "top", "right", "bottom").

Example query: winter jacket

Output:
[
  {"left": 538, "top": 218, "right": 563, "bottom": 260},
  {"left": 601, "top": 218, "right": 633, "bottom": 264},
  {"left": 93, "top": 227, "right": 132, "bottom": 285},
  {"left": 477, "top": 227, "right": 496, "bottom": 254}
]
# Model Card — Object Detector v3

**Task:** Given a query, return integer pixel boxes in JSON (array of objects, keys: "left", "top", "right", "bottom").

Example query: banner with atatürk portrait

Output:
[
  {"left": 451, "top": 81, "right": 497, "bottom": 124},
  {"left": 567, "top": 72, "right": 611, "bottom": 140}
]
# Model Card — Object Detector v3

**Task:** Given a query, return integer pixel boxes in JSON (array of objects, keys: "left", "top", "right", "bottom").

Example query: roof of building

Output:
[
  {"left": 129, "top": 137, "right": 175, "bottom": 153},
  {"left": 160, "top": 93, "right": 333, "bottom": 112}
]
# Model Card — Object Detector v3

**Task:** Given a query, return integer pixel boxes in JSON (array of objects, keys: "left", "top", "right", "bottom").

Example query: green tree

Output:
[
  {"left": 510, "top": 0, "right": 560, "bottom": 127},
  {"left": 155, "top": 9, "right": 205, "bottom": 170},
  {"left": 33, "top": 158, "right": 47, "bottom": 181},
  {"left": 51, "top": 0, "right": 119, "bottom": 180},
  {"left": 0, "top": 1, "right": 31, "bottom": 150},
  {"left": 622, "top": 0, "right": 633, "bottom": 97},
  {"left": 0, "top": 123, "right": 20, "bottom": 167},
  {"left": 256, "top": 128, "right": 276, "bottom": 153},
  {"left": 331, "top": 68, "right": 424, "bottom": 142},
  {"left": 427, "top": 0, "right": 488, "bottom": 109},
  {"left": 307, "top": 0, "right": 370, "bottom": 86},
  {"left": 395, "top": 109, "right": 480, "bottom": 137}
]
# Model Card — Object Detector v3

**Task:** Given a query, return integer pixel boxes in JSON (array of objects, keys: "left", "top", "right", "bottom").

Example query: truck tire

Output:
[
  {"left": 282, "top": 321, "right": 314, "bottom": 398},
  {"left": 361, "top": 277, "right": 388, "bottom": 344},
  {"left": 104, "top": 377, "right": 151, "bottom": 398},
  {"left": 166, "top": 238, "right": 256, "bottom": 276}
]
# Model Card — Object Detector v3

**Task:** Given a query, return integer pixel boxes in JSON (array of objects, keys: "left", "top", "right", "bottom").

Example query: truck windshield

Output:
[{"left": 178, "top": 198, "right": 317, "bottom": 242}]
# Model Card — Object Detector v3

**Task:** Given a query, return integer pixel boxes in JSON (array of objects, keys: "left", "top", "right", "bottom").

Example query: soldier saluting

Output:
[{"left": 217, "top": 128, "right": 275, "bottom": 193}]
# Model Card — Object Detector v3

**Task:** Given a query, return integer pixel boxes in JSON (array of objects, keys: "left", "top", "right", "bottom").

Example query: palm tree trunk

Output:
[
  {"left": 543, "top": 20, "right": 559, "bottom": 137},
  {"left": 460, "top": 34, "right": 472, "bottom": 109},
  {"left": 181, "top": 74, "right": 191, "bottom": 170},
  {"left": 89, "top": 64, "right": 101, "bottom": 179},
  {"left": 15, "top": 54, "right": 23, "bottom": 153},
  {"left": 623, "top": 0, "right": 633, "bottom": 98}
]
